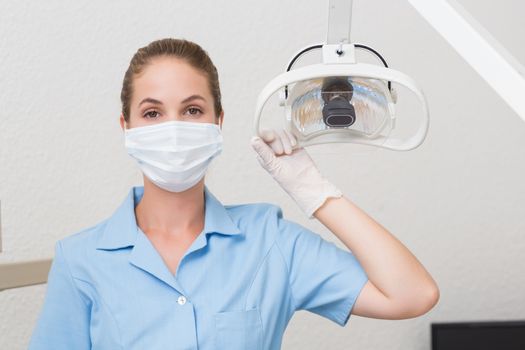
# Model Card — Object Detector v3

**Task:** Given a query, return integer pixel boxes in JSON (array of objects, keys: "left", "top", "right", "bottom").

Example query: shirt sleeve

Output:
[
  {"left": 28, "top": 240, "right": 92, "bottom": 350},
  {"left": 273, "top": 206, "right": 369, "bottom": 327}
]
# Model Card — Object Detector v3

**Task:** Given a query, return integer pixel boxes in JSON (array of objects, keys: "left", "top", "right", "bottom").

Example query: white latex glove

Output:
[{"left": 250, "top": 128, "right": 343, "bottom": 219}]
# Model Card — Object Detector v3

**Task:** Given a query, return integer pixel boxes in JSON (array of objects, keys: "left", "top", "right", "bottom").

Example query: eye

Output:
[
  {"left": 185, "top": 106, "right": 203, "bottom": 116},
  {"left": 143, "top": 110, "right": 160, "bottom": 119}
]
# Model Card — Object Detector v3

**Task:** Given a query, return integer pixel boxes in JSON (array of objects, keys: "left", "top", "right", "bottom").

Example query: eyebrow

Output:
[
  {"left": 138, "top": 94, "right": 207, "bottom": 107},
  {"left": 181, "top": 94, "right": 207, "bottom": 104}
]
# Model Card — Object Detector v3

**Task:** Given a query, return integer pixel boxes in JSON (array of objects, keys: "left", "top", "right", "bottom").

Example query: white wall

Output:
[{"left": 1, "top": 0, "right": 524, "bottom": 349}]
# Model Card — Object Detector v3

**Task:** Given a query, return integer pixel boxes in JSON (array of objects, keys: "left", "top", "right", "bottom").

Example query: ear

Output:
[
  {"left": 119, "top": 114, "right": 126, "bottom": 131},
  {"left": 218, "top": 110, "right": 224, "bottom": 130}
]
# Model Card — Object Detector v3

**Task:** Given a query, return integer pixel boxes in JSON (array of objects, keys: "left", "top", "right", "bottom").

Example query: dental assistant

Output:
[{"left": 29, "top": 38, "right": 439, "bottom": 350}]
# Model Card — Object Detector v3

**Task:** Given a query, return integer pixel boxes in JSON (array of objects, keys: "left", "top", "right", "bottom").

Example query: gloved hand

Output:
[{"left": 250, "top": 128, "right": 343, "bottom": 219}]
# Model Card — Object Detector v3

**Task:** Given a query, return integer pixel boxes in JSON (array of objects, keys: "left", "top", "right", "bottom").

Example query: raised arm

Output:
[
  {"left": 251, "top": 128, "right": 439, "bottom": 320},
  {"left": 314, "top": 195, "right": 439, "bottom": 319}
]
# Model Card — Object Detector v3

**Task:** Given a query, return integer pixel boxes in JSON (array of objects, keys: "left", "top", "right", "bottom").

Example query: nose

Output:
[{"left": 165, "top": 111, "right": 186, "bottom": 122}]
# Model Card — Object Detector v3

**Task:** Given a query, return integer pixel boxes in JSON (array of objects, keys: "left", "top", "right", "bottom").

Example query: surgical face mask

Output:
[{"left": 124, "top": 120, "right": 223, "bottom": 192}]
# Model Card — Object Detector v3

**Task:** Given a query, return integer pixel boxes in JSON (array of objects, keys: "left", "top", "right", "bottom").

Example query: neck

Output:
[{"left": 135, "top": 176, "right": 206, "bottom": 237}]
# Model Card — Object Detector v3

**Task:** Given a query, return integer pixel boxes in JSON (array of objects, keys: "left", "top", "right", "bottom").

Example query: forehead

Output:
[{"left": 132, "top": 57, "right": 211, "bottom": 102}]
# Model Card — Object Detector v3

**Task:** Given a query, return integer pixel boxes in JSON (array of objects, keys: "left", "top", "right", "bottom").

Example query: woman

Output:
[{"left": 29, "top": 38, "right": 439, "bottom": 350}]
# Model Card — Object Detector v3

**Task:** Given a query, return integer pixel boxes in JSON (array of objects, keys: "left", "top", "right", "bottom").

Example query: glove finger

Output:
[
  {"left": 254, "top": 154, "right": 266, "bottom": 168},
  {"left": 270, "top": 138, "right": 284, "bottom": 155},
  {"left": 282, "top": 128, "right": 297, "bottom": 152},
  {"left": 277, "top": 129, "right": 292, "bottom": 155},
  {"left": 250, "top": 136, "right": 277, "bottom": 166},
  {"left": 259, "top": 128, "right": 276, "bottom": 143},
  {"left": 265, "top": 128, "right": 284, "bottom": 155},
  {"left": 260, "top": 128, "right": 284, "bottom": 154},
  {"left": 283, "top": 128, "right": 297, "bottom": 148}
]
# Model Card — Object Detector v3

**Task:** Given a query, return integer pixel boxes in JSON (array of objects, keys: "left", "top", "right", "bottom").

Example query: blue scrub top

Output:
[{"left": 29, "top": 185, "right": 368, "bottom": 350}]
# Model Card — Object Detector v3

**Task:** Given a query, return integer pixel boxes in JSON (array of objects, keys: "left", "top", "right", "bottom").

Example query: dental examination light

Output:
[
  {"left": 254, "top": 0, "right": 430, "bottom": 151},
  {"left": 408, "top": 0, "right": 525, "bottom": 123}
]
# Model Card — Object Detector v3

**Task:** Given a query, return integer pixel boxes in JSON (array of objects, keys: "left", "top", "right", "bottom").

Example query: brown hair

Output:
[{"left": 120, "top": 38, "right": 222, "bottom": 122}]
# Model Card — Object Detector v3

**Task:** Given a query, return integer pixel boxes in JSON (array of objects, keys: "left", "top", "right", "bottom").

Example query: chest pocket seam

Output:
[{"left": 214, "top": 307, "right": 264, "bottom": 350}]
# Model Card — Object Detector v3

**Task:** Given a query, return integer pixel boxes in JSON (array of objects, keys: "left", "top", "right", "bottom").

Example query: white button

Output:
[{"left": 177, "top": 295, "right": 187, "bottom": 305}]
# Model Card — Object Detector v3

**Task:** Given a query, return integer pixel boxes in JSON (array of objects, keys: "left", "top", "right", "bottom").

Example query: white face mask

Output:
[{"left": 124, "top": 120, "right": 223, "bottom": 192}]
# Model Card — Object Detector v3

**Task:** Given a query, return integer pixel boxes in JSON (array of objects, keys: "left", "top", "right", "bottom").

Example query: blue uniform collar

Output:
[{"left": 96, "top": 185, "right": 242, "bottom": 250}]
